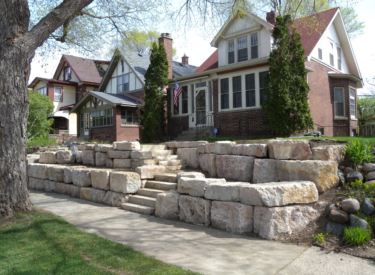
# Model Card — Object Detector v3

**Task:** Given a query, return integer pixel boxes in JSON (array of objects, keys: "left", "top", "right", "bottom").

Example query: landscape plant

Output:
[
  {"left": 345, "top": 140, "right": 374, "bottom": 170},
  {"left": 311, "top": 233, "right": 328, "bottom": 245},
  {"left": 343, "top": 227, "right": 372, "bottom": 246},
  {"left": 262, "top": 14, "right": 314, "bottom": 136}
]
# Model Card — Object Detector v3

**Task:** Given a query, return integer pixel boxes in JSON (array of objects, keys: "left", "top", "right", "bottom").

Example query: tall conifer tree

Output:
[
  {"left": 262, "top": 15, "right": 314, "bottom": 136},
  {"left": 142, "top": 42, "right": 169, "bottom": 142}
]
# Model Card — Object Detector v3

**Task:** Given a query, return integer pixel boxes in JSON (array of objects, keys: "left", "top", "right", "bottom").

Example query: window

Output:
[
  {"left": 182, "top": 86, "right": 188, "bottom": 114},
  {"left": 329, "top": 42, "right": 334, "bottom": 67},
  {"left": 259, "top": 71, "right": 268, "bottom": 105},
  {"left": 54, "top": 87, "right": 62, "bottom": 101},
  {"left": 220, "top": 78, "right": 229, "bottom": 109},
  {"left": 64, "top": 67, "right": 71, "bottom": 81},
  {"left": 350, "top": 89, "right": 356, "bottom": 118},
  {"left": 318, "top": 48, "right": 323, "bottom": 60},
  {"left": 117, "top": 74, "right": 129, "bottom": 93},
  {"left": 196, "top": 82, "right": 206, "bottom": 88},
  {"left": 121, "top": 107, "right": 138, "bottom": 125},
  {"left": 77, "top": 88, "right": 82, "bottom": 101},
  {"left": 121, "top": 61, "right": 124, "bottom": 73},
  {"left": 232, "top": 76, "right": 242, "bottom": 108},
  {"left": 237, "top": 36, "right": 248, "bottom": 62},
  {"left": 318, "top": 128, "right": 324, "bottom": 135},
  {"left": 334, "top": 88, "right": 345, "bottom": 117},
  {"left": 245, "top": 74, "right": 256, "bottom": 107},
  {"left": 337, "top": 47, "right": 342, "bottom": 71},
  {"left": 91, "top": 108, "right": 113, "bottom": 127},
  {"left": 250, "top": 33, "right": 258, "bottom": 59},
  {"left": 38, "top": 87, "right": 47, "bottom": 96},
  {"left": 228, "top": 39, "right": 235, "bottom": 64}
]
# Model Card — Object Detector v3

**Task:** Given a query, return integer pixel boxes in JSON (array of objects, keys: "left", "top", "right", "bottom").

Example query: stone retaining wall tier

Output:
[
  {"left": 113, "top": 141, "right": 141, "bottom": 151},
  {"left": 29, "top": 177, "right": 44, "bottom": 190},
  {"left": 82, "top": 150, "right": 95, "bottom": 165},
  {"left": 110, "top": 172, "right": 141, "bottom": 194},
  {"left": 268, "top": 140, "right": 313, "bottom": 160},
  {"left": 312, "top": 145, "right": 345, "bottom": 162},
  {"left": 47, "top": 166, "right": 64, "bottom": 182},
  {"left": 155, "top": 191, "right": 180, "bottom": 219},
  {"left": 216, "top": 155, "right": 255, "bottom": 182},
  {"left": 91, "top": 170, "right": 110, "bottom": 190},
  {"left": 205, "top": 182, "right": 248, "bottom": 202},
  {"left": 178, "top": 177, "right": 226, "bottom": 197},
  {"left": 43, "top": 180, "right": 56, "bottom": 192},
  {"left": 113, "top": 159, "right": 131, "bottom": 168},
  {"left": 214, "top": 141, "right": 235, "bottom": 155},
  {"left": 131, "top": 151, "right": 152, "bottom": 159},
  {"left": 244, "top": 144, "right": 268, "bottom": 157},
  {"left": 56, "top": 182, "right": 72, "bottom": 196},
  {"left": 135, "top": 165, "right": 166, "bottom": 179},
  {"left": 56, "top": 151, "right": 75, "bottom": 164},
  {"left": 39, "top": 152, "right": 57, "bottom": 164},
  {"left": 252, "top": 159, "right": 279, "bottom": 183},
  {"left": 103, "top": 191, "right": 129, "bottom": 207},
  {"left": 198, "top": 154, "right": 217, "bottom": 177},
  {"left": 72, "top": 169, "right": 91, "bottom": 187},
  {"left": 95, "top": 144, "right": 113, "bottom": 152},
  {"left": 95, "top": 152, "right": 108, "bottom": 166},
  {"left": 176, "top": 172, "right": 205, "bottom": 181},
  {"left": 28, "top": 163, "right": 48, "bottom": 179},
  {"left": 177, "top": 148, "right": 199, "bottom": 168},
  {"left": 70, "top": 185, "right": 81, "bottom": 198},
  {"left": 179, "top": 196, "right": 211, "bottom": 226},
  {"left": 107, "top": 150, "right": 131, "bottom": 159}
]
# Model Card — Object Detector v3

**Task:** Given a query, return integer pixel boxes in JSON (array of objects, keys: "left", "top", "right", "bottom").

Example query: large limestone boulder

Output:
[
  {"left": 113, "top": 159, "right": 131, "bottom": 168},
  {"left": 72, "top": 168, "right": 91, "bottom": 187},
  {"left": 56, "top": 151, "right": 75, "bottom": 164},
  {"left": 55, "top": 182, "right": 72, "bottom": 195},
  {"left": 91, "top": 170, "right": 110, "bottom": 190},
  {"left": 244, "top": 144, "right": 268, "bottom": 158},
  {"left": 211, "top": 201, "right": 254, "bottom": 234},
  {"left": 131, "top": 159, "right": 157, "bottom": 169},
  {"left": 113, "top": 141, "right": 141, "bottom": 151},
  {"left": 232, "top": 145, "right": 245, "bottom": 155},
  {"left": 110, "top": 172, "right": 141, "bottom": 194},
  {"left": 80, "top": 187, "right": 93, "bottom": 201},
  {"left": 199, "top": 154, "right": 217, "bottom": 177},
  {"left": 107, "top": 150, "right": 131, "bottom": 159},
  {"left": 39, "top": 152, "right": 57, "bottom": 164},
  {"left": 63, "top": 167, "right": 74, "bottom": 183},
  {"left": 179, "top": 196, "right": 211, "bottom": 226},
  {"left": 82, "top": 150, "right": 95, "bottom": 166},
  {"left": 70, "top": 185, "right": 81, "bottom": 198},
  {"left": 90, "top": 189, "right": 107, "bottom": 203},
  {"left": 176, "top": 171, "right": 205, "bottom": 181},
  {"left": 29, "top": 177, "right": 44, "bottom": 190},
  {"left": 85, "top": 144, "right": 95, "bottom": 150},
  {"left": 178, "top": 177, "right": 225, "bottom": 197},
  {"left": 28, "top": 163, "right": 48, "bottom": 179},
  {"left": 268, "top": 140, "right": 313, "bottom": 160},
  {"left": 240, "top": 181, "right": 318, "bottom": 207},
  {"left": 216, "top": 155, "right": 255, "bottom": 182},
  {"left": 155, "top": 191, "right": 180, "bottom": 219},
  {"left": 197, "top": 143, "right": 205, "bottom": 153},
  {"left": 205, "top": 143, "right": 216, "bottom": 153},
  {"left": 131, "top": 151, "right": 152, "bottom": 159},
  {"left": 75, "top": 151, "right": 83, "bottom": 163},
  {"left": 253, "top": 204, "right": 323, "bottom": 240},
  {"left": 135, "top": 165, "right": 166, "bottom": 179},
  {"left": 103, "top": 191, "right": 129, "bottom": 207},
  {"left": 106, "top": 159, "right": 113, "bottom": 168},
  {"left": 76, "top": 145, "right": 87, "bottom": 151},
  {"left": 312, "top": 145, "right": 345, "bottom": 162},
  {"left": 205, "top": 182, "right": 248, "bottom": 202},
  {"left": 95, "top": 152, "right": 108, "bottom": 166},
  {"left": 252, "top": 159, "right": 279, "bottom": 183},
  {"left": 214, "top": 141, "right": 235, "bottom": 155},
  {"left": 177, "top": 148, "right": 199, "bottom": 168},
  {"left": 95, "top": 144, "right": 113, "bottom": 152},
  {"left": 43, "top": 180, "right": 56, "bottom": 192},
  {"left": 47, "top": 166, "right": 64, "bottom": 182},
  {"left": 278, "top": 160, "right": 339, "bottom": 193}
]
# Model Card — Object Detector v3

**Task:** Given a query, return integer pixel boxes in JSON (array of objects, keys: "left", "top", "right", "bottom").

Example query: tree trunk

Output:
[{"left": 0, "top": 0, "right": 34, "bottom": 216}]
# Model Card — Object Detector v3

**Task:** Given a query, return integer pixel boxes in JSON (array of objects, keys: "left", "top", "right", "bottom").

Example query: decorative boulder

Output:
[
  {"left": 91, "top": 170, "right": 110, "bottom": 190},
  {"left": 205, "top": 182, "right": 247, "bottom": 202},
  {"left": 113, "top": 141, "right": 141, "bottom": 151},
  {"left": 179, "top": 196, "right": 211, "bottom": 226},
  {"left": 346, "top": 171, "right": 363, "bottom": 183},
  {"left": 214, "top": 141, "right": 235, "bottom": 155},
  {"left": 82, "top": 150, "right": 95, "bottom": 166},
  {"left": 155, "top": 191, "right": 180, "bottom": 219},
  {"left": 323, "top": 204, "right": 338, "bottom": 217},
  {"left": 337, "top": 170, "right": 345, "bottom": 185},
  {"left": 28, "top": 164, "right": 48, "bottom": 179},
  {"left": 268, "top": 140, "right": 313, "bottom": 160},
  {"left": 252, "top": 159, "right": 279, "bottom": 183},
  {"left": 198, "top": 154, "right": 217, "bottom": 177},
  {"left": 135, "top": 165, "right": 166, "bottom": 179},
  {"left": 56, "top": 151, "right": 75, "bottom": 164},
  {"left": 39, "top": 152, "right": 57, "bottom": 164},
  {"left": 367, "top": 171, "right": 375, "bottom": 181},
  {"left": 349, "top": 214, "right": 369, "bottom": 230},
  {"left": 278, "top": 160, "right": 339, "bottom": 193},
  {"left": 176, "top": 148, "right": 199, "bottom": 168},
  {"left": 240, "top": 181, "right": 318, "bottom": 207},
  {"left": 341, "top": 198, "right": 360, "bottom": 214},
  {"left": 362, "top": 198, "right": 375, "bottom": 215},
  {"left": 329, "top": 210, "right": 349, "bottom": 224},
  {"left": 107, "top": 150, "right": 131, "bottom": 159},
  {"left": 211, "top": 201, "right": 254, "bottom": 234},
  {"left": 216, "top": 155, "right": 255, "bottom": 182},
  {"left": 312, "top": 145, "right": 345, "bottom": 162},
  {"left": 103, "top": 191, "right": 129, "bottom": 207},
  {"left": 110, "top": 172, "right": 141, "bottom": 194},
  {"left": 178, "top": 177, "right": 226, "bottom": 197},
  {"left": 244, "top": 144, "right": 268, "bottom": 158},
  {"left": 326, "top": 222, "right": 345, "bottom": 236},
  {"left": 362, "top": 163, "right": 375, "bottom": 172},
  {"left": 204, "top": 143, "right": 216, "bottom": 154},
  {"left": 95, "top": 152, "right": 108, "bottom": 166},
  {"left": 72, "top": 168, "right": 91, "bottom": 187}
]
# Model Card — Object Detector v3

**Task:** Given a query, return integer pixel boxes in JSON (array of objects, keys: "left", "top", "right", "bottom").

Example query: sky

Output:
[{"left": 29, "top": 0, "right": 375, "bottom": 95}]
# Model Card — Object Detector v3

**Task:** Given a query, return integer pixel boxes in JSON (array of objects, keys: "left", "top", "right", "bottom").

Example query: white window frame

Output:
[
  {"left": 226, "top": 32, "right": 259, "bottom": 66},
  {"left": 64, "top": 67, "right": 71, "bottom": 81},
  {"left": 250, "top": 33, "right": 259, "bottom": 60},
  {"left": 38, "top": 87, "right": 47, "bottom": 96},
  {"left": 318, "top": 48, "right": 323, "bottom": 60},
  {"left": 350, "top": 88, "right": 356, "bottom": 119},
  {"left": 171, "top": 85, "right": 189, "bottom": 116},
  {"left": 117, "top": 74, "right": 130, "bottom": 93},
  {"left": 228, "top": 39, "right": 235, "bottom": 64},
  {"left": 329, "top": 42, "right": 335, "bottom": 67},
  {"left": 337, "top": 47, "right": 342, "bottom": 71},
  {"left": 54, "top": 87, "right": 63, "bottom": 102},
  {"left": 334, "top": 87, "right": 345, "bottom": 118}
]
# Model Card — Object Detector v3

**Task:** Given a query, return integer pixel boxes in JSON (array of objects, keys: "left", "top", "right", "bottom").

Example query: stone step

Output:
[
  {"left": 164, "top": 165, "right": 187, "bottom": 171},
  {"left": 146, "top": 180, "right": 177, "bottom": 190},
  {"left": 159, "top": 160, "right": 186, "bottom": 166},
  {"left": 153, "top": 155, "right": 179, "bottom": 161},
  {"left": 154, "top": 173, "right": 177, "bottom": 183},
  {"left": 141, "top": 144, "right": 167, "bottom": 151},
  {"left": 137, "top": 188, "right": 165, "bottom": 198},
  {"left": 128, "top": 195, "right": 156, "bottom": 207},
  {"left": 151, "top": 150, "right": 173, "bottom": 157},
  {"left": 121, "top": 202, "right": 155, "bottom": 215}
]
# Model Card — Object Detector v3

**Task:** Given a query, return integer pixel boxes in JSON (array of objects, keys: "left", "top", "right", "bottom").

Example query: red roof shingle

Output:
[{"left": 194, "top": 50, "right": 218, "bottom": 73}]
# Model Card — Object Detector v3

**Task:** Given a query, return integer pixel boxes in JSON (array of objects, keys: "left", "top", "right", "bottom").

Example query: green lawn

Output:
[{"left": 0, "top": 209, "right": 198, "bottom": 275}]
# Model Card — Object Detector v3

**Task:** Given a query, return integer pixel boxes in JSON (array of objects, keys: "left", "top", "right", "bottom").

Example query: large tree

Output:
[{"left": 357, "top": 97, "right": 375, "bottom": 126}]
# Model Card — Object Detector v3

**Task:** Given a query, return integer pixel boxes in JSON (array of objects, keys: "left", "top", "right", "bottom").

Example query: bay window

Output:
[
  {"left": 121, "top": 107, "right": 138, "bottom": 125},
  {"left": 350, "top": 89, "right": 356, "bottom": 118},
  {"left": 91, "top": 108, "right": 113, "bottom": 127},
  {"left": 334, "top": 87, "right": 345, "bottom": 117}
]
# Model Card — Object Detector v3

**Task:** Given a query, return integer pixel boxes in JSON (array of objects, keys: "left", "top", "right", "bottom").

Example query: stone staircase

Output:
[
  {"left": 149, "top": 147, "right": 186, "bottom": 170},
  {"left": 121, "top": 173, "right": 177, "bottom": 215}
]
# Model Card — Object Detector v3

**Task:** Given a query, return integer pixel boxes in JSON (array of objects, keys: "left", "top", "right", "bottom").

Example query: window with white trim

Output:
[
  {"left": 121, "top": 107, "right": 138, "bottom": 125},
  {"left": 350, "top": 89, "right": 356, "bottom": 118},
  {"left": 245, "top": 73, "right": 256, "bottom": 107},
  {"left": 38, "top": 87, "right": 47, "bottom": 95},
  {"left": 334, "top": 87, "right": 345, "bottom": 117},
  {"left": 259, "top": 71, "right": 269, "bottom": 105},
  {"left": 318, "top": 48, "right": 323, "bottom": 60},
  {"left": 228, "top": 39, "right": 235, "bottom": 64},
  {"left": 337, "top": 47, "right": 342, "bottom": 71},
  {"left": 64, "top": 67, "right": 71, "bottom": 81},
  {"left": 117, "top": 74, "right": 129, "bottom": 93},
  {"left": 54, "top": 87, "right": 62, "bottom": 101},
  {"left": 220, "top": 78, "right": 229, "bottom": 109},
  {"left": 91, "top": 109, "right": 113, "bottom": 127},
  {"left": 232, "top": 76, "right": 242, "bottom": 108},
  {"left": 237, "top": 36, "right": 248, "bottom": 62},
  {"left": 250, "top": 33, "right": 258, "bottom": 59},
  {"left": 329, "top": 42, "right": 334, "bottom": 67}
]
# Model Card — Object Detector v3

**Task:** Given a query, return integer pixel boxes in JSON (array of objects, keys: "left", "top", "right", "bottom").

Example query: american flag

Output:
[{"left": 174, "top": 80, "right": 183, "bottom": 107}]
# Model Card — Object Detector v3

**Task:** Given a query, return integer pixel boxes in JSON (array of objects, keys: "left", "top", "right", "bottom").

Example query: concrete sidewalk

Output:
[{"left": 30, "top": 191, "right": 375, "bottom": 275}]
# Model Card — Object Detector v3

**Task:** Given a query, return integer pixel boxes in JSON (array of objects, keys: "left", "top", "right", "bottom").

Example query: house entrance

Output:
[{"left": 195, "top": 89, "right": 207, "bottom": 125}]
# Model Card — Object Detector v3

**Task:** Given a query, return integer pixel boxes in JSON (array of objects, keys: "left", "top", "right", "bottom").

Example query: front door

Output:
[{"left": 195, "top": 89, "right": 207, "bottom": 126}]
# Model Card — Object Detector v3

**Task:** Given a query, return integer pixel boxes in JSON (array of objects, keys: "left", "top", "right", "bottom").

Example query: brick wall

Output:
[
  {"left": 158, "top": 34, "right": 173, "bottom": 79},
  {"left": 168, "top": 116, "right": 189, "bottom": 138},
  {"left": 114, "top": 105, "right": 142, "bottom": 141}
]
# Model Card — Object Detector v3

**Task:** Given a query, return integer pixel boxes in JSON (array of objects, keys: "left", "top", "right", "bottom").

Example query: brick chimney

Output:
[
  {"left": 158, "top": 33, "right": 173, "bottom": 79},
  {"left": 266, "top": 11, "right": 279, "bottom": 25},
  {"left": 182, "top": 54, "right": 189, "bottom": 66}
]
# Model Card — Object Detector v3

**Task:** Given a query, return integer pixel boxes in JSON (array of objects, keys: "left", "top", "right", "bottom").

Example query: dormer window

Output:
[
  {"left": 64, "top": 67, "right": 71, "bottom": 81},
  {"left": 117, "top": 74, "right": 129, "bottom": 93},
  {"left": 250, "top": 33, "right": 258, "bottom": 59},
  {"left": 228, "top": 40, "right": 235, "bottom": 64},
  {"left": 237, "top": 36, "right": 248, "bottom": 62}
]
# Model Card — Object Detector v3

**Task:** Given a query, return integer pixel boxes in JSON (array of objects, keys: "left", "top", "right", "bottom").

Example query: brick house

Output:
[
  {"left": 168, "top": 8, "right": 363, "bottom": 139},
  {"left": 70, "top": 34, "right": 198, "bottom": 141},
  {"left": 28, "top": 55, "right": 110, "bottom": 136}
]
